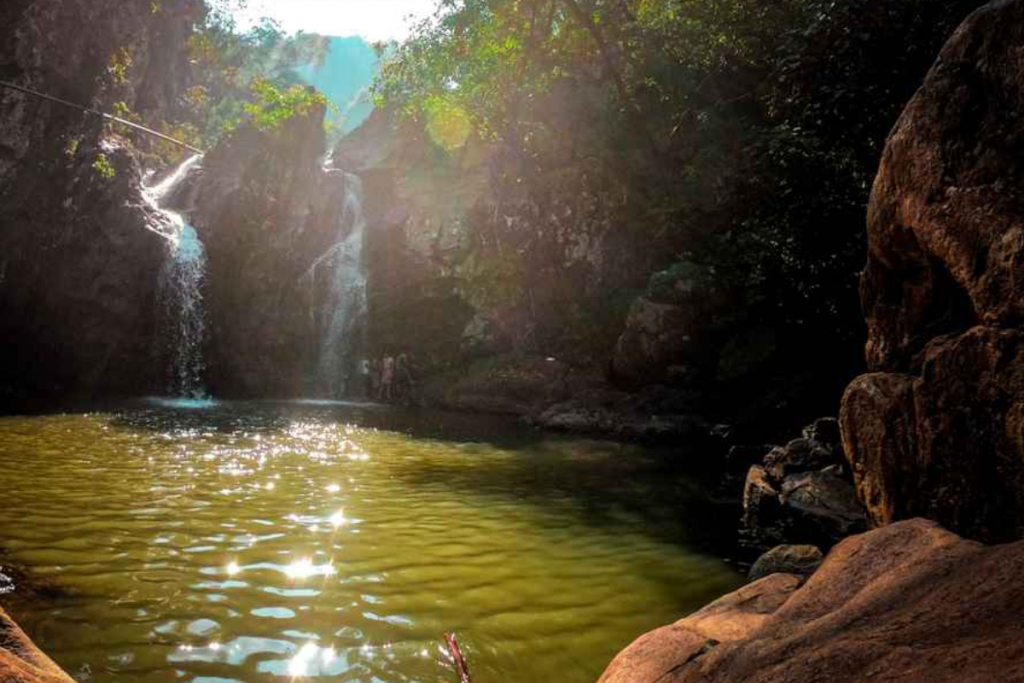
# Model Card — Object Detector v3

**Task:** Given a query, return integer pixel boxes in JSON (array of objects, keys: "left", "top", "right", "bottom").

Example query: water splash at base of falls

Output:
[
  {"left": 144, "top": 155, "right": 209, "bottom": 399},
  {"left": 303, "top": 173, "right": 368, "bottom": 398}
]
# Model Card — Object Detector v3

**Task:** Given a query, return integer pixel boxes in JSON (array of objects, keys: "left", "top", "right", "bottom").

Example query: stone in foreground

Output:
[{"left": 597, "top": 519, "right": 1024, "bottom": 683}]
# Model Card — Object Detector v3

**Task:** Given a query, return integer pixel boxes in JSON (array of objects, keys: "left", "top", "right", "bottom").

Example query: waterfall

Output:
[
  {"left": 304, "top": 173, "right": 368, "bottom": 398},
  {"left": 144, "top": 155, "right": 209, "bottom": 399}
]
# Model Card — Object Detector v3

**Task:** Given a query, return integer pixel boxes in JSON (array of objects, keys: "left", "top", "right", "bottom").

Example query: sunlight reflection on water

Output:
[{"left": 0, "top": 400, "right": 743, "bottom": 683}]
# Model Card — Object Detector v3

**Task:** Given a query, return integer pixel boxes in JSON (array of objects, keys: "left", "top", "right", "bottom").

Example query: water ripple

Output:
[{"left": 0, "top": 401, "right": 743, "bottom": 683}]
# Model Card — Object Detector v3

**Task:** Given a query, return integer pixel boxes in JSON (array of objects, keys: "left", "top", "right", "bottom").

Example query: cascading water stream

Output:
[
  {"left": 143, "top": 155, "right": 209, "bottom": 399},
  {"left": 303, "top": 173, "right": 368, "bottom": 398}
]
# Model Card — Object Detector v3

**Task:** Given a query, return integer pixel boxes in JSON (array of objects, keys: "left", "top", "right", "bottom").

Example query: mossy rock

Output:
[{"left": 645, "top": 261, "right": 715, "bottom": 306}]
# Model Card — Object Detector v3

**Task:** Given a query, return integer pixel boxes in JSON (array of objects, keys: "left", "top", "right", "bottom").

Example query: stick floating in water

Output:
[{"left": 444, "top": 632, "right": 474, "bottom": 683}]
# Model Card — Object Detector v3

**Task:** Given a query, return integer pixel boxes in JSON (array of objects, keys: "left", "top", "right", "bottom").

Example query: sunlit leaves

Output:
[
  {"left": 181, "top": 9, "right": 328, "bottom": 145},
  {"left": 243, "top": 77, "right": 328, "bottom": 131}
]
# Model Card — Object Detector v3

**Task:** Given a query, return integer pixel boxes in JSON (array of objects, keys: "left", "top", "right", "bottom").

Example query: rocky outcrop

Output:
[
  {"left": 840, "top": 0, "right": 1024, "bottom": 543},
  {"left": 0, "top": 607, "right": 75, "bottom": 683},
  {"left": 598, "top": 518, "right": 1024, "bottom": 683},
  {"left": 0, "top": 0, "right": 201, "bottom": 405},
  {"left": 190, "top": 105, "right": 358, "bottom": 397},
  {"left": 611, "top": 263, "right": 729, "bottom": 388},
  {"left": 741, "top": 418, "right": 866, "bottom": 550}
]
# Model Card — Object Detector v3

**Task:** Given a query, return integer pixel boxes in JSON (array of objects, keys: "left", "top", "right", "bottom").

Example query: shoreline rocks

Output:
[
  {"left": 597, "top": 518, "right": 1024, "bottom": 683},
  {"left": 740, "top": 418, "right": 867, "bottom": 550}
]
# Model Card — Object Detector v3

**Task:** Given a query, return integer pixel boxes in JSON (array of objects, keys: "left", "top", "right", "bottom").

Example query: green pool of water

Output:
[{"left": 0, "top": 399, "right": 743, "bottom": 683}]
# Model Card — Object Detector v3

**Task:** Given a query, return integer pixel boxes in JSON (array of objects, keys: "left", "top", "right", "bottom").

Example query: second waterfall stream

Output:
[
  {"left": 304, "top": 172, "right": 369, "bottom": 398},
  {"left": 144, "top": 154, "right": 209, "bottom": 399}
]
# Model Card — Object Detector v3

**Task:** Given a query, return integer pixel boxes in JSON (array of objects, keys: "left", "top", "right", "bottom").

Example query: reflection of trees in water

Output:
[{"left": 388, "top": 438, "right": 742, "bottom": 559}]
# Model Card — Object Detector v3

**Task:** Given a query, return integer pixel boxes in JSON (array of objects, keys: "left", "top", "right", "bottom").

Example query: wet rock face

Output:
[
  {"left": 597, "top": 519, "right": 1024, "bottom": 683},
  {"left": 841, "top": 0, "right": 1024, "bottom": 542},
  {"left": 0, "top": 0, "right": 200, "bottom": 404},
  {"left": 192, "top": 106, "right": 353, "bottom": 398}
]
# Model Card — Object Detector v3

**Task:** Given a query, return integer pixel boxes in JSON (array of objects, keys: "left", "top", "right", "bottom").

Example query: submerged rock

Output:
[
  {"left": 841, "top": 0, "right": 1024, "bottom": 543},
  {"left": 597, "top": 518, "right": 1024, "bottom": 683}
]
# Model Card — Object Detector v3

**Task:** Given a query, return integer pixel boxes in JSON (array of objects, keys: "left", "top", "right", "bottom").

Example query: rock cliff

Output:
[
  {"left": 0, "top": 0, "right": 201, "bottom": 406},
  {"left": 332, "top": 109, "right": 735, "bottom": 438},
  {"left": 190, "top": 104, "right": 355, "bottom": 397},
  {"left": 333, "top": 106, "right": 663, "bottom": 388},
  {"left": 840, "top": 0, "right": 1024, "bottom": 543}
]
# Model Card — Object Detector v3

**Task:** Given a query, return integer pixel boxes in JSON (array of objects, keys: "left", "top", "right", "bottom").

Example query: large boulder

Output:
[
  {"left": 597, "top": 518, "right": 1024, "bottom": 683},
  {"left": 611, "top": 263, "right": 726, "bottom": 387},
  {"left": 841, "top": 0, "right": 1024, "bottom": 543}
]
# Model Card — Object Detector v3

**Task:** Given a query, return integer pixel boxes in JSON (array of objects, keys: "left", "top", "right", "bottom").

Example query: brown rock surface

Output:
[
  {"left": 841, "top": 0, "right": 1024, "bottom": 542},
  {"left": 0, "top": 608, "right": 74, "bottom": 683},
  {"left": 597, "top": 518, "right": 1024, "bottom": 683},
  {"left": 741, "top": 421, "right": 866, "bottom": 550}
]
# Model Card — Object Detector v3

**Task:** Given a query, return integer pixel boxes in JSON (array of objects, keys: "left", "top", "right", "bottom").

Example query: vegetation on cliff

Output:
[{"left": 368, "top": 0, "right": 987, "bottom": 431}]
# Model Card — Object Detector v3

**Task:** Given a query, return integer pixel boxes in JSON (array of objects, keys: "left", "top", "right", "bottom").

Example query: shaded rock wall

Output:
[
  {"left": 0, "top": 0, "right": 202, "bottom": 406},
  {"left": 840, "top": 0, "right": 1024, "bottom": 542},
  {"left": 334, "top": 108, "right": 657, "bottom": 399},
  {"left": 191, "top": 105, "right": 353, "bottom": 398}
]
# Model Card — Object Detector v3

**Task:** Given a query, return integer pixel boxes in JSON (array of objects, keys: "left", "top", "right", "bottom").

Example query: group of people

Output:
[{"left": 360, "top": 352, "right": 414, "bottom": 402}]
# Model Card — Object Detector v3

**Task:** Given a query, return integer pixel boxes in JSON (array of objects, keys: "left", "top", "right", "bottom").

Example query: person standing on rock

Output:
[
  {"left": 370, "top": 358, "right": 381, "bottom": 399},
  {"left": 395, "top": 352, "right": 411, "bottom": 399},
  {"left": 359, "top": 358, "right": 372, "bottom": 398},
  {"left": 380, "top": 354, "right": 395, "bottom": 401}
]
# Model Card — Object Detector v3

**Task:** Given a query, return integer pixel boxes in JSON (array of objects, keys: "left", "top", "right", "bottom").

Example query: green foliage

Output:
[
  {"left": 177, "top": 6, "right": 329, "bottom": 145},
  {"left": 154, "top": 121, "right": 203, "bottom": 165},
  {"left": 377, "top": 0, "right": 986, "bottom": 373},
  {"left": 107, "top": 47, "right": 134, "bottom": 86},
  {"left": 92, "top": 153, "right": 116, "bottom": 179},
  {"left": 64, "top": 136, "right": 81, "bottom": 158},
  {"left": 242, "top": 77, "right": 328, "bottom": 131}
]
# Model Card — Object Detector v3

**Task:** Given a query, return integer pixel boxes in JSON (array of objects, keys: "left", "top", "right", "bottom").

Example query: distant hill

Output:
[{"left": 292, "top": 36, "right": 379, "bottom": 140}]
